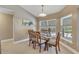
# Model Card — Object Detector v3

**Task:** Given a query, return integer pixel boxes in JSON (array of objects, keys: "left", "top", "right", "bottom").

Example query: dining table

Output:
[{"left": 40, "top": 33, "right": 54, "bottom": 51}]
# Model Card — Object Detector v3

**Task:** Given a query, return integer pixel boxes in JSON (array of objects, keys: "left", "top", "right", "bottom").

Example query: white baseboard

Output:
[
  {"left": 60, "top": 42, "right": 79, "bottom": 54},
  {"left": 1, "top": 38, "right": 13, "bottom": 43},
  {"left": 14, "top": 38, "right": 29, "bottom": 44}
]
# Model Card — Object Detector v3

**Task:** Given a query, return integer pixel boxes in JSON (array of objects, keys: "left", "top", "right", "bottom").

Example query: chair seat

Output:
[
  {"left": 31, "top": 38, "right": 46, "bottom": 44},
  {"left": 48, "top": 39, "right": 56, "bottom": 45},
  {"left": 38, "top": 39, "right": 46, "bottom": 43},
  {"left": 31, "top": 38, "right": 36, "bottom": 41}
]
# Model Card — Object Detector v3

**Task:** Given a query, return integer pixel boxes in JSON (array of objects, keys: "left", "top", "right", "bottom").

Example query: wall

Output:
[
  {"left": 76, "top": 8, "right": 79, "bottom": 51},
  {"left": 0, "top": 5, "right": 36, "bottom": 41},
  {"left": 0, "top": 13, "right": 13, "bottom": 40},
  {"left": 13, "top": 15, "right": 36, "bottom": 41}
]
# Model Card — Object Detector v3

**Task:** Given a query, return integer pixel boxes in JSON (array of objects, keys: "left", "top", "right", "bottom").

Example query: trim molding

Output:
[
  {"left": 14, "top": 38, "right": 29, "bottom": 44},
  {"left": 60, "top": 42, "right": 79, "bottom": 54},
  {"left": 1, "top": 38, "right": 13, "bottom": 43}
]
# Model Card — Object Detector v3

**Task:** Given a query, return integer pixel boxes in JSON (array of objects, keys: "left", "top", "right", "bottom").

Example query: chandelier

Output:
[{"left": 39, "top": 5, "right": 47, "bottom": 17}]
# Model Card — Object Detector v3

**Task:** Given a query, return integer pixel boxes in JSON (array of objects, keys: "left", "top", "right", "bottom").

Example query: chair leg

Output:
[
  {"left": 55, "top": 47, "right": 58, "bottom": 54},
  {"left": 32, "top": 41, "right": 35, "bottom": 49},
  {"left": 29, "top": 40, "right": 31, "bottom": 46},
  {"left": 39, "top": 44, "right": 41, "bottom": 53},
  {"left": 33, "top": 41, "right": 36, "bottom": 49},
  {"left": 44, "top": 42, "right": 46, "bottom": 51},
  {"left": 46, "top": 43, "right": 49, "bottom": 51},
  {"left": 34, "top": 42, "right": 36, "bottom": 49},
  {"left": 58, "top": 44, "right": 60, "bottom": 51},
  {"left": 44, "top": 42, "right": 48, "bottom": 51}
]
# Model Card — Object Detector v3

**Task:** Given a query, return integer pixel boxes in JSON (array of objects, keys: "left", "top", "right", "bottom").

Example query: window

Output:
[
  {"left": 40, "top": 19, "right": 56, "bottom": 37},
  {"left": 22, "top": 19, "right": 33, "bottom": 26},
  {"left": 40, "top": 20, "right": 48, "bottom": 35},
  {"left": 61, "top": 14, "right": 72, "bottom": 42},
  {"left": 48, "top": 19, "right": 56, "bottom": 37}
]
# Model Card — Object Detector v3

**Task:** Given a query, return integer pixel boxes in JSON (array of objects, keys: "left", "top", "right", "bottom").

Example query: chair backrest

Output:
[
  {"left": 28, "top": 29, "right": 34, "bottom": 39},
  {"left": 28, "top": 29, "right": 33, "bottom": 34},
  {"left": 35, "top": 31, "right": 41, "bottom": 43},
  {"left": 55, "top": 32, "right": 60, "bottom": 46},
  {"left": 28, "top": 30, "right": 41, "bottom": 42}
]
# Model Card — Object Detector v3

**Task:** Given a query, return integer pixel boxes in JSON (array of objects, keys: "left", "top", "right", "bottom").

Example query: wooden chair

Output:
[
  {"left": 46, "top": 32, "right": 60, "bottom": 54},
  {"left": 28, "top": 30, "right": 50, "bottom": 53},
  {"left": 31, "top": 32, "right": 38, "bottom": 49},
  {"left": 28, "top": 29, "right": 32, "bottom": 46},
  {"left": 28, "top": 29, "right": 36, "bottom": 48},
  {"left": 33, "top": 31, "right": 46, "bottom": 52}
]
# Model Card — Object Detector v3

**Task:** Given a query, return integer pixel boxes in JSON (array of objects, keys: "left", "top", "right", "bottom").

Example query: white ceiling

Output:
[{"left": 20, "top": 5, "right": 65, "bottom": 17}]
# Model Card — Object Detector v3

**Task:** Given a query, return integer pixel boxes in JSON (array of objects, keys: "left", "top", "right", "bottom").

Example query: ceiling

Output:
[{"left": 20, "top": 5, "right": 65, "bottom": 17}]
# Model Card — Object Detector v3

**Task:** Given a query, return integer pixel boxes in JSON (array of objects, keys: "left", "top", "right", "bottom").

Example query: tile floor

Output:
[{"left": 1, "top": 39, "right": 73, "bottom": 54}]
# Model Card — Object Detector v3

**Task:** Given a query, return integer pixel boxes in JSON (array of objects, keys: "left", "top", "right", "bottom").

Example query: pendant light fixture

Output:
[{"left": 39, "top": 5, "right": 47, "bottom": 17}]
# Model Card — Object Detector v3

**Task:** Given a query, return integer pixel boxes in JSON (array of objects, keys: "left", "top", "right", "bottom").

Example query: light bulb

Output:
[{"left": 39, "top": 13, "right": 47, "bottom": 17}]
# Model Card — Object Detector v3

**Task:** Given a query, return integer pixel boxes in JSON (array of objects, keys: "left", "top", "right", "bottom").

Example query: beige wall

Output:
[
  {"left": 0, "top": 13, "right": 13, "bottom": 40},
  {"left": 0, "top": 40, "right": 1, "bottom": 54},
  {"left": 13, "top": 16, "right": 29, "bottom": 41}
]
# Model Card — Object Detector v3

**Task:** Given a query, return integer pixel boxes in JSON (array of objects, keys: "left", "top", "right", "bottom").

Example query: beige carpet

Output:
[{"left": 1, "top": 39, "right": 73, "bottom": 54}]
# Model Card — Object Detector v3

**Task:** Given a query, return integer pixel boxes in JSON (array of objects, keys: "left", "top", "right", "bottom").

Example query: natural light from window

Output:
[
  {"left": 40, "top": 19, "right": 56, "bottom": 37},
  {"left": 61, "top": 14, "right": 72, "bottom": 42}
]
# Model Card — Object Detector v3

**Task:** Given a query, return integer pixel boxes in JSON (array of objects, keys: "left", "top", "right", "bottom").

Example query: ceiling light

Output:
[
  {"left": 39, "top": 5, "right": 47, "bottom": 17},
  {"left": 39, "top": 13, "right": 46, "bottom": 17}
]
